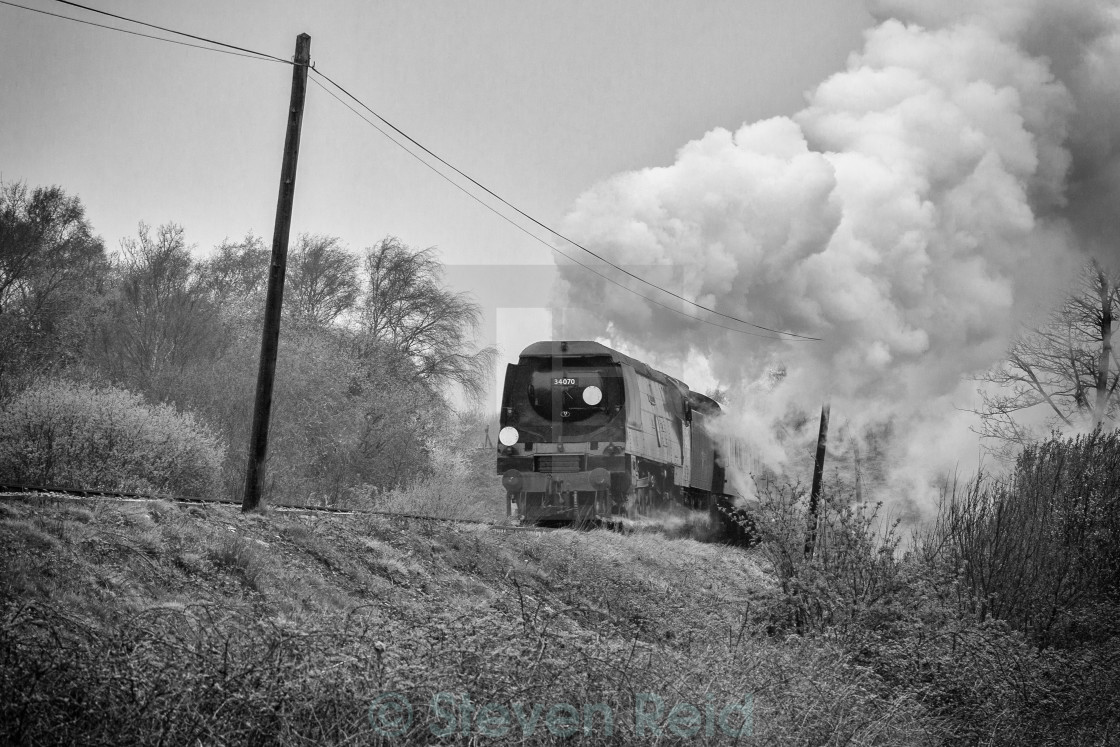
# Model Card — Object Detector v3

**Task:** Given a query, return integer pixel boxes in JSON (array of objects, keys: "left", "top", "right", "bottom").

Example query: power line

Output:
[
  {"left": 310, "top": 68, "right": 821, "bottom": 342},
  {"left": 308, "top": 76, "right": 805, "bottom": 341},
  {"left": 0, "top": 0, "right": 285, "bottom": 62},
  {"left": 7, "top": 0, "right": 823, "bottom": 341},
  {"left": 49, "top": 0, "right": 290, "bottom": 63}
]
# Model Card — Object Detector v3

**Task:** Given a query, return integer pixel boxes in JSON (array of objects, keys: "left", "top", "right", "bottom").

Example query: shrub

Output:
[
  {"left": 158, "top": 328, "right": 445, "bottom": 505},
  {"left": 750, "top": 481, "right": 906, "bottom": 636},
  {"left": 0, "top": 379, "right": 223, "bottom": 495},
  {"left": 917, "top": 430, "right": 1120, "bottom": 648}
]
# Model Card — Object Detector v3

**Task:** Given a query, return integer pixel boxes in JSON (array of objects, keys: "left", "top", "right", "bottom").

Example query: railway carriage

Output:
[{"left": 496, "top": 340, "right": 748, "bottom": 530}]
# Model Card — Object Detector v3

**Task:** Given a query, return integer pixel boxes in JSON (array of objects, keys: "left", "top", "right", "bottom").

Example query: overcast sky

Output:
[
  {"left": 1, "top": 1, "right": 872, "bottom": 257},
  {"left": 1, "top": 0, "right": 873, "bottom": 382}
]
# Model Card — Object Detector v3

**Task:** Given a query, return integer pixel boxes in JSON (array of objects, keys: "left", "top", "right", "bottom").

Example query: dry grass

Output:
[
  {"left": 1, "top": 493, "right": 930, "bottom": 745},
  {"left": 5, "top": 437, "right": 1116, "bottom": 747}
]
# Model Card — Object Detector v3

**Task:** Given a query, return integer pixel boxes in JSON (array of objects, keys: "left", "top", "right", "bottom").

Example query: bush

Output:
[
  {"left": 0, "top": 379, "right": 223, "bottom": 495},
  {"left": 750, "top": 481, "right": 906, "bottom": 636},
  {"left": 918, "top": 430, "right": 1120, "bottom": 648},
  {"left": 749, "top": 465, "right": 1120, "bottom": 745},
  {"left": 156, "top": 328, "right": 445, "bottom": 505}
]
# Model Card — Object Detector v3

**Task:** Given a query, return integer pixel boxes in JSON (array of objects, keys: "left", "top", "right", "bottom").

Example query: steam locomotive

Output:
[{"left": 496, "top": 340, "right": 750, "bottom": 531}]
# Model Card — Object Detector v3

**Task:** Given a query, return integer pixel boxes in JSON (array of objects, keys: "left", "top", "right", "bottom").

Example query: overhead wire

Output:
[
  {"left": 34, "top": 0, "right": 817, "bottom": 340},
  {"left": 48, "top": 0, "right": 290, "bottom": 63},
  {"left": 0, "top": 0, "right": 286, "bottom": 62},
  {"left": 308, "top": 75, "right": 803, "bottom": 341},
  {"left": 310, "top": 67, "right": 821, "bottom": 342},
  {"left": 5, "top": 0, "right": 823, "bottom": 341}
]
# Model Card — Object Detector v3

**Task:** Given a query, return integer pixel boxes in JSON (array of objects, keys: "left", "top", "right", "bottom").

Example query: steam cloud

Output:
[{"left": 553, "top": 0, "right": 1120, "bottom": 517}]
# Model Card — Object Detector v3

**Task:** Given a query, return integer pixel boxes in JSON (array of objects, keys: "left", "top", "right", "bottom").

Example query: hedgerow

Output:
[{"left": 0, "top": 379, "right": 223, "bottom": 495}]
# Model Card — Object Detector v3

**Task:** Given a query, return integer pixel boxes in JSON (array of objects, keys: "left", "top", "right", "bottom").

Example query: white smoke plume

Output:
[{"left": 553, "top": 0, "right": 1120, "bottom": 519}]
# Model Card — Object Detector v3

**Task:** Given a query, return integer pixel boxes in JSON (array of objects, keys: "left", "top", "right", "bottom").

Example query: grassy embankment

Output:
[
  {"left": 1, "top": 491, "right": 925, "bottom": 745},
  {"left": 3, "top": 432, "right": 1118, "bottom": 746}
]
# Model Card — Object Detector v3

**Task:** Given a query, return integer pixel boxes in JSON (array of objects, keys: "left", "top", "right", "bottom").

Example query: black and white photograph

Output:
[{"left": 1, "top": 1, "right": 1118, "bottom": 743}]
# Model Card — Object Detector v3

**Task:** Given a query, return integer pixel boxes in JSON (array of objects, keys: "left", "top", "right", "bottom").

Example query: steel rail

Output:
[{"left": 0, "top": 482, "right": 554, "bottom": 529}]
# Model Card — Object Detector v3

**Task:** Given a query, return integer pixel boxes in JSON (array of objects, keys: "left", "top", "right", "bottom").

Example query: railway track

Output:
[{"left": 0, "top": 482, "right": 555, "bottom": 531}]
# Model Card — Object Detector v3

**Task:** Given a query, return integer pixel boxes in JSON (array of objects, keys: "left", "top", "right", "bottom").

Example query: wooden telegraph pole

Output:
[
  {"left": 243, "top": 33, "right": 311, "bottom": 512},
  {"left": 804, "top": 402, "right": 830, "bottom": 559}
]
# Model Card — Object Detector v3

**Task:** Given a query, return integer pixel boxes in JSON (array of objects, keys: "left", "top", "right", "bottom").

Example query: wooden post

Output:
[
  {"left": 243, "top": 33, "right": 311, "bottom": 512},
  {"left": 804, "top": 403, "right": 830, "bottom": 559},
  {"left": 1092, "top": 259, "right": 1113, "bottom": 428},
  {"left": 853, "top": 439, "right": 863, "bottom": 504}
]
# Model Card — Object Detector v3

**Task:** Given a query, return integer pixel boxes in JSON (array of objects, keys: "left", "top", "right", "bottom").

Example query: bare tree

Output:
[
  {"left": 198, "top": 233, "right": 270, "bottom": 306},
  {"left": 356, "top": 237, "right": 496, "bottom": 401},
  {"left": 977, "top": 259, "right": 1120, "bottom": 450},
  {"left": 95, "top": 223, "right": 220, "bottom": 387},
  {"left": 287, "top": 234, "right": 360, "bottom": 327},
  {"left": 0, "top": 181, "right": 108, "bottom": 392}
]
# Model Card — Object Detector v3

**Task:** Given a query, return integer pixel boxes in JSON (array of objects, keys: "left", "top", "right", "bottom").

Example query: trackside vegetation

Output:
[
  {"left": 0, "top": 494, "right": 914, "bottom": 745},
  {"left": 1, "top": 180, "right": 1117, "bottom": 744},
  {"left": 2, "top": 431, "right": 1118, "bottom": 745},
  {"left": 748, "top": 430, "right": 1120, "bottom": 744},
  {"left": 0, "top": 180, "right": 495, "bottom": 505},
  {"left": 0, "top": 379, "right": 223, "bottom": 496}
]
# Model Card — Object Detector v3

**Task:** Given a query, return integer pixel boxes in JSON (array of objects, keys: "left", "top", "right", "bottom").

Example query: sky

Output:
[
  {"left": 6, "top": 1, "right": 1118, "bottom": 514},
  {"left": 0, "top": 0, "right": 873, "bottom": 366}
]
